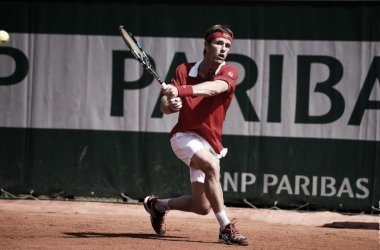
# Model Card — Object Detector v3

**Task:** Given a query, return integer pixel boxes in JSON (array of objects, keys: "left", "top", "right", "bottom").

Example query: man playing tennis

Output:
[{"left": 144, "top": 24, "right": 249, "bottom": 246}]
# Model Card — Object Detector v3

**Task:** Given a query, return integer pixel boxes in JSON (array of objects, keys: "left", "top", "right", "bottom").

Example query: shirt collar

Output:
[{"left": 189, "top": 60, "right": 226, "bottom": 77}]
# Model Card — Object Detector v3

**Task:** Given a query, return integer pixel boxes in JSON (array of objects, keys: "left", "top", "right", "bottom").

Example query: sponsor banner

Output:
[
  {"left": 0, "top": 34, "right": 379, "bottom": 142},
  {"left": 222, "top": 173, "right": 371, "bottom": 203}
]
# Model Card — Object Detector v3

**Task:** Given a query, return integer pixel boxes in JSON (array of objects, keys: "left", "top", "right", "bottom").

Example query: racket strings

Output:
[{"left": 119, "top": 25, "right": 163, "bottom": 84}]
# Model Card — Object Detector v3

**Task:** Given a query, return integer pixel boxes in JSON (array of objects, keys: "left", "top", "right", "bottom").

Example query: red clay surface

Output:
[{"left": 0, "top": 200, "right": 378, "bottom": 249}]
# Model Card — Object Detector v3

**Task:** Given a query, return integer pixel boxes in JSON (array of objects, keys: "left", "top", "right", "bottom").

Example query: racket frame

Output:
[{"left": 119, "top": 25, "right": 165, "bottom": 85}]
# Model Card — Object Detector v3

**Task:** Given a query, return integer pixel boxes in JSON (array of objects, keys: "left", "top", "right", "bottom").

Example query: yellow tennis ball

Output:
[{"left": 0, "top": 30, "right": 10, "bottom": 44}]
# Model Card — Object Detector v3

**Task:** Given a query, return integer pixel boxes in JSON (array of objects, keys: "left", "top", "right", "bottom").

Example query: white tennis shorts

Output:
[{"left": 170, "top": 131, "right": 228, "bottom": 183}]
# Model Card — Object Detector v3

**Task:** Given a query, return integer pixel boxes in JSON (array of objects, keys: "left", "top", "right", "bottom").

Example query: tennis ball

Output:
[{"left": 0, "top": 30, "right": 10, "bottom": 44}]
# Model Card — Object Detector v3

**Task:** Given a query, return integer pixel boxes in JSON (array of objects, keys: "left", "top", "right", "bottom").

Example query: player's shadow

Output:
[
  {"left": 63, "top": 232, "right": 214, "bottom": 244},
  {"left": 321, "top": 222, "right": 378, "bottom": 230}
]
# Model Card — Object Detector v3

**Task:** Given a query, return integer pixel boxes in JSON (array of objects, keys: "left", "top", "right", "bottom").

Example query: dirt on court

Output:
[{"left": 0, "top": 200, "right": 378, "bottom": 249}]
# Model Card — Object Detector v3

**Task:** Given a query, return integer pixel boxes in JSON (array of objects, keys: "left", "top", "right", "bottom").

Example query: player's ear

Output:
[{"left": 204, "top": 41, "right": 209, "bottom": 54}]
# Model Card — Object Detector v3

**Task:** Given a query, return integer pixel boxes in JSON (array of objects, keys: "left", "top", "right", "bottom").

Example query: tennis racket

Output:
[
  {"left": 119, "top": 25, "right": 168, "bottom": 86},
  {"left": 119, "top": 25, "right": 180, "bottom": 104}
]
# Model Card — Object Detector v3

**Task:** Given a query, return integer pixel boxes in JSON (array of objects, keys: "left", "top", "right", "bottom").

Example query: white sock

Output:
[
  {"left": 155, "top": 198, "right": 171, "bottom": 213},
  {"left": 215, "top": 210, "right": 230, "bottom": 230}
]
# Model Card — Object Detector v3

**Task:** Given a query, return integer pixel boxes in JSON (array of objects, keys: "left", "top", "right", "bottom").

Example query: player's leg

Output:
[
  {"left": 154, "top": 166, "right": 211, "bottom": 215},
  {"left": 189, "top": 148, "right": 224, "bottom": 214},
  {"left": 190, "top": 148, "right": 249, "bottom": 246},
  {"left": 167, "top": 181, "right": 211, "bottom": 215},
  {"left": 143, "top": 175, "right": 210, "bottom": 235},
  {"left": 168, "top": 132, "right": 229, "bottom": 225}
]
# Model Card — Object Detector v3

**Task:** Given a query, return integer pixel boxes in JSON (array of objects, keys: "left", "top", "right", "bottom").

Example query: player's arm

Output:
[
  {"left": 161, "top": 79, "right": 229, "bottom": 98},
  {"left": 192, "top": 80, "right": 229, "bottom": 97}
]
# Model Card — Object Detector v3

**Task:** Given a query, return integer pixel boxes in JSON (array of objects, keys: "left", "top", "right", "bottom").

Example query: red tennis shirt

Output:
[{"left": 169, "top": 60, "right": 238, "bottom": 154}]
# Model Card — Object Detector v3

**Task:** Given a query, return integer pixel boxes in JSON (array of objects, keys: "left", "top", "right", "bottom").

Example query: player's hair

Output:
[{"left": 203, "top": 24, "right": 234, "bottom": 56}]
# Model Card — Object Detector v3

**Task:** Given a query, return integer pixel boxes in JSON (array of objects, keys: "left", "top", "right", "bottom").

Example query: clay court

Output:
[{"left": 0, "top": 200, "right": 378, "bottom": 249}]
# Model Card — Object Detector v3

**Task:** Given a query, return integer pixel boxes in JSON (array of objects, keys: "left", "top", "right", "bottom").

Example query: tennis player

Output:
[{"left": 144, "top": 24, "right": 249, "bottom": 246}]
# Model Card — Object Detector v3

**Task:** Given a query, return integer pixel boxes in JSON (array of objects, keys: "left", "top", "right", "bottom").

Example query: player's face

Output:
[{"left": 205, "top": 38, "right": 231, "bottom": 64}]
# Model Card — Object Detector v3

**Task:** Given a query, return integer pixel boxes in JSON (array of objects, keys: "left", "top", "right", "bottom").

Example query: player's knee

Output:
[
  {"left": 204, "top": 159, "right": 220, "bottom": 178},
  {"left": 196, "top": 205, "right": 211, "bottom": 215},
  {"left": 198, "top": 208, "right": 211, "bottom": 216}
]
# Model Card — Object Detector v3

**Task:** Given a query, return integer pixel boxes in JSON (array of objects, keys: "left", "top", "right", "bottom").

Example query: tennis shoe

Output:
[
  {"left": 218, "top": 218, "right": 249, "bottom": 246},
  {"left": 143, "top": 196, "right": 167, "bottom": 235}
]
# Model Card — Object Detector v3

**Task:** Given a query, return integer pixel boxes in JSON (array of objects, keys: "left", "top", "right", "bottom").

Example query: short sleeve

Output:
[
  {"left": 215, "top": 63, "right": 239, "bottom": 94},
  {"left": 170, "top": 64, "right": 186, "bottom": 87}
]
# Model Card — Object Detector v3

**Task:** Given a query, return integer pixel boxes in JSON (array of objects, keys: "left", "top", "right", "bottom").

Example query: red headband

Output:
[{"left": 205, "top": 32, "right": 232, "bottom": 43}]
